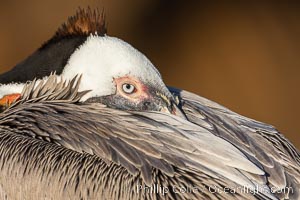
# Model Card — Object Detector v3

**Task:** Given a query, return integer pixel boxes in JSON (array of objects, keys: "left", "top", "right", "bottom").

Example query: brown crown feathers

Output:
[{"left": 44, "top": 7, "right": 107, "bottom": 46}]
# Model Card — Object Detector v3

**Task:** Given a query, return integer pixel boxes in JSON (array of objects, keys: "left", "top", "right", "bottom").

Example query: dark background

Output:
[{"left": 0, "top": 1, "right": 299, "bottom": 148}]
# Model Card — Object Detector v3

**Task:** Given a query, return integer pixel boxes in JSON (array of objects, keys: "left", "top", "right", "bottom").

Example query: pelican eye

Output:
[{"left": 122, "top": 83, "right": 136, "bottom": 94}]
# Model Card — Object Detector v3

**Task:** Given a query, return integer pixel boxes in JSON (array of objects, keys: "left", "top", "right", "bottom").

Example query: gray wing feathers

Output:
[
  {"left": 0, "top": 76, "right": 285, "bottom": 199},
  {"left": 171, "top": 88, "right": 300, "bottom": 200}
]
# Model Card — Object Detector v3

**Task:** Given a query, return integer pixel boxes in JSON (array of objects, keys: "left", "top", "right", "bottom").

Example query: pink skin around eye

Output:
[{"left": 113, "top": 76, "right": 150, "bottom": 102}]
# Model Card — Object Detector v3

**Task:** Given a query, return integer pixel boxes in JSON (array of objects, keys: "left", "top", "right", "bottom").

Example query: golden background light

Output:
[{"left": 0, "top": 1, "right": 299, "bottom": 148}]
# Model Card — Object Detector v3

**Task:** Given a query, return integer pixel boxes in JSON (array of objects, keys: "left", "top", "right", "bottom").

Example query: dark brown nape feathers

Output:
[
  {"left": 55, "top": 7, "right": 107, "bottom": 37},
  {"left": 0, "top": 8, "right": 107, "bottom": 85},
  {"left": 45, "top": 7, "right": 107, "bottom": 45}
]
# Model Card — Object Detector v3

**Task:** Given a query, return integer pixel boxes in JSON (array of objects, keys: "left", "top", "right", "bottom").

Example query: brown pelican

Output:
[{"left": 0, "top": 8, "right": 299, "bottom": 200}]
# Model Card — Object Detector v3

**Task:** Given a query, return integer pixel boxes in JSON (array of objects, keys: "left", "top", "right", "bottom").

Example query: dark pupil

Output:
[{"left": 126, "top": 84, "right": 131, "bottom": 90}]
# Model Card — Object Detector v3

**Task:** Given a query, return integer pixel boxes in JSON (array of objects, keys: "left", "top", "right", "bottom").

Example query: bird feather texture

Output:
[{"left": 0, "top": 75, "right": 298, "bottom": 199}]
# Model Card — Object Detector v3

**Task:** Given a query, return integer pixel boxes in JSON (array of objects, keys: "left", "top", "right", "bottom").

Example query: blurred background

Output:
[{"left": 0, "top": 1, "right": 299, "bottom": 148}]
